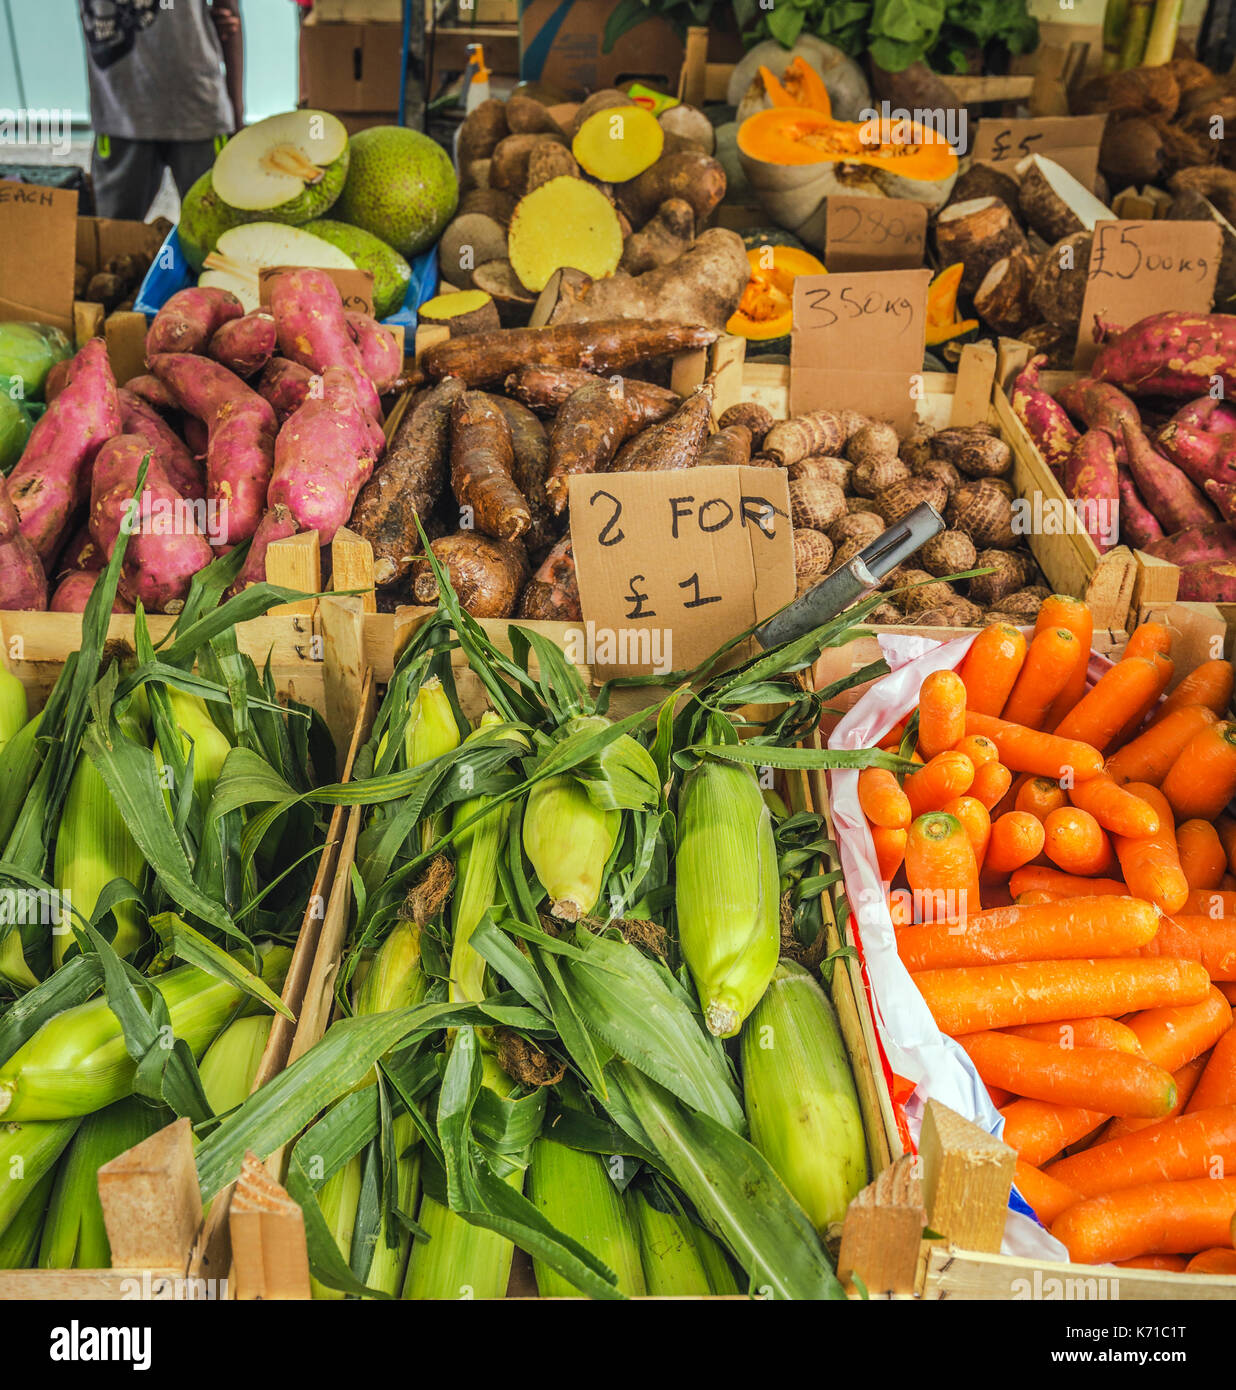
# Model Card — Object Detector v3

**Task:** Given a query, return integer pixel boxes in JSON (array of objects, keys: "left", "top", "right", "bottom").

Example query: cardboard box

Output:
[
  {"left": 310, "top": 0, "right": 404, "bottom": 19},
  {"left": 301, "top": 22, "right": 404, "bottom": 114},
  {"left": 519, "top": 0, "right": 684, "bottom": 93},
  {"left": 76, "top": 215, "right": 165, "bottom": 381}
]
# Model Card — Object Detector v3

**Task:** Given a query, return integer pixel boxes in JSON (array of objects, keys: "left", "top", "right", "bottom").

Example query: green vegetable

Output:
[
  {"left": 0, "top": 378, "right": 41, "bottom": 474},
  {"left": 0, "top": 324, "right": 72, "bottom": 402}
]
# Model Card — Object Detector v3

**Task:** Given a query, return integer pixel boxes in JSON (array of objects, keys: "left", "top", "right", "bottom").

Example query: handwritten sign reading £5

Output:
[
  {"left": 1074, "top": 219, "right": 1222, "bottom": 368},
  {"left": 569, "top": 465, "right": 795, "bottom": 677},
  {"left": 790, "top": 268, "right": 931, "bottom": 433},
  {"left": 972, "top": 114, "right": 1107, "bottom": 188},
  {"left": 825, "top": 196, "right": 927, "bottom": 272},
  {"left": 259, "top": 265, "right": 376, "bottom": 316}
]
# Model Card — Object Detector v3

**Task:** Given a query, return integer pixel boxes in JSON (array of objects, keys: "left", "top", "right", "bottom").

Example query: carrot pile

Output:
[{"left": 855, "top": 596, "right": 1236, "bottom": 1269}]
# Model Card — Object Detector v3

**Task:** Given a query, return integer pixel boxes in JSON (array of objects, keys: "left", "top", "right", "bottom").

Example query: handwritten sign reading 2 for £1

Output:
[{"left": 568, "top": 465, "right": 795, "bottom": 677}]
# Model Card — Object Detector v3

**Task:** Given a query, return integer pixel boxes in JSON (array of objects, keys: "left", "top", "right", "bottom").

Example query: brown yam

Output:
[
  {"left": 696, "top": 424, "right": 752, "bottom": 469},
  {"left": 505, "top": 93, "right": 567, "bottom": 138},
  {"left": 613, "top": 151, "right": 728, "bottom": 231},
  {"left": 439, "top": 214, "right": 509, "bottom": 288},
  {"left": 471, "top": 260, "right": 537, "bottom": 325},
  {"left": 793, "top": 528, "right": 834, "bottom": 578},
  {"left": 458, "top": 187, "right": 519, "bottom": 227},
  {"left": 1169, "top": 167, "right": 1236, "bottom": 225},
  {"left": 934, "top": 197, "right": 1028, "bottom": 297},
  {"left": 411, "top": 533, "right": 529, "bottom": 617},
  {"left": 947, "top": 479, "right": 1019, "bottom": 549},
  {"left": 947, "top": 162, "right": 1021, "bottom": 211},
  {"left": 1031, "top": 233, "right": 1093, "bottom": 333},
  {"left": 351, "top": 378, "right": 463, "bottom": 587},
  {"left": 973, "top": 254, "right": 1036, "bottom": 337},
  {"left": 488, "top": 395, "right": 555, "bottom": 558},
  {"left": 717, "top": 402, "right": 773, "bottom": 447},
  {"left": 568, "top": 90, "right": 634, "bottom": 138},
  {"left": 658, "top": 104, "right": 715, "bottom": 154},
  {"left": 1166, "top": 189, "right": 1236, "bottom": 306},
  {"left": 489, "top": 133, "right": 568, "bottom": 194},
  {"left": 788, "top": 478, "right": 846, "bottom": 531},
  {"left": 614, "top": 384, "right": 714, "bottom": 474},
  {"left": 417, "top": 289, "right": 501, "bottom": 338},
  {"left": 930, "top": 427, "right": 1012, "bottom": 479},
  {"left": 546, "top": 378, "right": 642, "bottom": 513},
  {"left": 525, "top": 141, "right": 581, "bottom": 191},
  {"left": 762, "top": 410, "right": 845, "bottom": 467},
  {"left": 451, "top": 392, "right": 531, "bottom": 541},
  {"left": 458, "top": 98, "right": 509, "bottom": 168},
  {"left": 920, "top": 529, "right": 977, "bottom": 578},
  {"left": 517, "top": 535, "right": 580, "bottom": 620},
  {"left": 1017, "top": 156, "right": 1110, "bottom": 243},
  {"left": 619, "top": 199, "right": 696, "bottom": 274}
]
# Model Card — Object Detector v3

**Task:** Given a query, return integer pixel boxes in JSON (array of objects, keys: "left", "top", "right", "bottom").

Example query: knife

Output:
[{"left": 755, "top": 501, "right": 946, "bottom": 649}]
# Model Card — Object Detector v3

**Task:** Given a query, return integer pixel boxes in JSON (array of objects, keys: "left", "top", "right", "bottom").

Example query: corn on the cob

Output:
[
  {"left": 0, "top": 665, "right": 28, "bottom": 754},
  {"left": 157, "top": 690, "right": 232, "bottom": 803},
  {"left": 522, "top": 776, "right": 619, "bottom": 922},
  {"left": 310, "top": 1151, "right": 364, "bottom": 1301},
  {"left": 198, "top": 1015, "right": 273, "bottom": 1116},
  {"left": 0, "top": 1117, "right": 80, "bottom": 1239},
  {"left": 740, "top": 961, "right": 869, "bottom": 1232},
  {"left": 0, "top": 1166, "right": 53, "bottom": 1268},
  {"left": 629, "top": 1188, "right": 712, "bottom": 1296},
  {"left": 0, "top": 944, "right": 292, "bottom": 1121},
  {"left": 693, "top": 1221, "right": 740, "bottom": 1294},
  {"left": 405, "top": 675, "right": 459, "bottom": 850},
  {"left": 52, "top": 748, "right": 147, "bottom": 968},
  {"left": 363, "top": 1110, "right": 421, "bottom": 1296},
  {"left": 0, "top": 710, "right": 43, "bottom": 853},
  {"left": 675, "top": 755, "right": 780, "bottom": 1038},
  {"left": 355, "top": 921, "right": 426, "bottom": 1017},
  {"left": 38, "top": 1096, "right": 165, "bottom": 1269},
  {"left": 527, "top": 1136, "right": 645, "bottom": 1297}
]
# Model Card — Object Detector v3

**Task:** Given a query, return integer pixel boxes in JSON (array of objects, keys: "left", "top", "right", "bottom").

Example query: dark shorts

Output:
[{"left": 91, "top": 133, "right": 228, "bottom": 220}]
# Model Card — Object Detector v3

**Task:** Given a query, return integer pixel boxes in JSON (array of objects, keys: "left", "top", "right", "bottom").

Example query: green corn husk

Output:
[
  {"left": 694, "top": 1221, "right": 740, "bottom": 1294},
  {"left": 0, "top": 1166, "right": 54, "bottom": 1268},
  {"left": 52, "top": 747, "right": 147, "bottom": 968},
  {"left": 675, "top": 756, "right": 779, "bottom": 1038},
  {"left": 527, "top": 1137, "right": 645, "bottom": 1298},
  {"left": 157, "top": 690, "right": 232, "bottom": 803},
  {"left": 522, "top": 775, "right": 619, "bottom": 922},
  {"left": 198, "top": 1015, "right": 273, "bottom": 1116},
  {"left": 0, "top": 945, "right": 292, "bottom": 1121},
  {"left": 0, "top": 711, "right": 44, "bottom": 990},
  {"left": 355, "top": 921, "right": 426, "bottom": 1017},
  {"left": 406, "top": 675, "right": 460, "bottom": 849},
  {"left": 38, "top": 1096, "right": 165, "bottom": 1269},
  {"left": 363, "top": 1110, "right": 421, "bottom": 1296},
  {"left": 0, "top": 665, "right": 28, "bottom": 753},
  {"left": 311, "top": 1151, "right": 364, "bottom": 1301},
  {"left": 0, "top": 1117, "right": 81, "bottom": 1239},
  {"left": 740, "top": 961, "right": 869, "bottom": 1233},
  {"left": 630, "top": 1189, "right": 712, "bottom": 1296}
]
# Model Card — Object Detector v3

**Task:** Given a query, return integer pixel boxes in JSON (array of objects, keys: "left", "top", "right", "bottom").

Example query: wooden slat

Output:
[
  {"left": 98, "top": 1120, "right": 201, "bottom": 1269},
  {"left": 229, "top": 1152, "right": 313, "bottom": 1300},
  {"left": 919, "top": 1101, "right": 1016, "bottom": 1254},
  {"left": 925, "top": 1245, "right": 1236, "bottom": 1300},
  {"left": 332, "top": 526, "right": 378, "bottom": 614},
  {"left": 837, "top": 1154, "right": 925, "bottom": 1297},
  {"left": 949, "top": 342, "right": 997, "bottom": 426},
  {"left": 943, "top": 74, "right": 1035, "bottom": 103},
  {"left": 678, "top": 24, "right": 708, "bottom": 105},
  {"left": 320, "top": 596, "right": 368, "bottom": 771},
  {"left": 265, "top": 529, "right": 321, "bottom": 617}
]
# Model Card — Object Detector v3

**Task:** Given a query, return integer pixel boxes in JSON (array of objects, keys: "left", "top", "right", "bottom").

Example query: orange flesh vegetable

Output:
[
  {"left": 760, "top": 57, "right": 833, "bottom": 116},
  {"left": 726, "top": 245, "right": 827, "bottom": 341},
  {"left": 926, "top": 262, "right": 979, "bottom": 346},
  {"left": 738, "top": 106, "right": 958, "bottom": 176}
]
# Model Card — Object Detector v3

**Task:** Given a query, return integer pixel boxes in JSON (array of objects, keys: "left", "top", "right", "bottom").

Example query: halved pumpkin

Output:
[
  {"left": 760, "top": 57, "right": 832, "bottom": 116},
  {"left": 726, "top": 244, "right": 827, "bottom": 355},
  {"left": 925, "top": 262, "right": 980, "bottom": 347}
]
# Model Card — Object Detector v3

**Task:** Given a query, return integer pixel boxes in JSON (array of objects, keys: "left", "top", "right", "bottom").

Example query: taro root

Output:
[
  {"left": 947, "top": 478, "right": 1019, "bottom": 549},
  {"left": 920, "top": 529, "right": 977, "bottom": 578}
]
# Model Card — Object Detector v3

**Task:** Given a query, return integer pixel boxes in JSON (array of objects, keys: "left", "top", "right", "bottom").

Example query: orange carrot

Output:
[
  {"left": 904, "top": 812, "right": 980, "bottom": 924},
  {"left": 954, "top": 733, "right": 999, "bottom": 767},
  {"left": 896, "top": 897, "right": 1158, "bottom": 972},
  {"left": 858, "top": 767, "right": 912, "bottom": 829},
  {"left": 941, "top": 795, "right": 991, "bottom": 869},
  {"left": 957, "top": 1031, "right": 1177, "bottom": 1117},
  {"left": 918, "top": 669, "right": 967, "bottom": 760},
  {"left": 1053, "top": 657, "right": 1165, "bottom": 754},
  {"left": 963, "top": 712, "right": 1104, "bottom": 782},
  {"left": 1015, "top": 776, "right": 1068, "bottom": 823},
  {"left": 987, "top": 1083, "right": 1014, "bottom": 1109},
  {"left": 1161, "top": 720, "right": 1236, "bottom": 821},
  {"left": 1112, "top": 651, "right": 1174, "bottom": 748},
  {"left": 1116, "top": 1254, "right": 1190, "bottom": 1271},
  {"left": 958, "top": 623, "right": 1027, "bottom": 716},
  {"left": 888, "top": 891, "right": 912, "bottom": 927},
  {"left": 1140, "top": 914, "right": 1236, "bottom": 981},
  {"left": 1220, "top": 982, "right": 1236, "bottom": 1005},
  {"left": 1014, "top": 1160, "right": 1080, "bottom": 1226},
  {"left": 1123, "top": 621, "right": 1172, "bottom": 661},
  {"left": 1106, "top": 703, "right": 1219, "bottom": 786},
  {"left": 1185, "top": 1024, "right": 1236, "bottom": 1110},
  {"left": 913, "top": 957, "right": 1210, "bottom": 1035},
  {"left": 1048, "top": 1106, "right": 1236, "bottom": 1197},
  {"left": 1007, "top": 1017, "right": 1144, "bottom": 1055},
  {"left": 878, "top": 721, "right": 907, "bottom": 750},
  {"left": 1186, "top": 1248, "right": 1236, "bottom": 1274},
  {"left": 1176, "top": 820, "right": 1228, "bottom": 892},
  {"left": 1216, "top": 813, "right": 1236, "bottom": 873},
  {"left": 1067, "top": 773, "right": 1160, "bottom": 838},
  {"left": 1001, "top": 627, "right": 1083, "bottom": 731},
  {"left": 1009, "top": 865, "right": 1128, "bottom": 900},
  {"left": 1112, "top": 782, "right": 1189, "bottom": 914},
  {"left": 1103, "top": 1057, "right": 1209, "bottom": 1142},
  {"left": 1044, "top": 806, "right": 1117, "bottom": 877},
  {"left": 1185, "top": 888, "right": 1236, "bottom": 917},
  {"left": 970, "top": 759, "right": 1012, "bottom": 810},
  {"left": 1000, "top": 1099, "right": 1108, "bottom": 1167},
  {"left": 1052, "top": 1177, "right": 1236, "bottom": 1263},
  {"left": 904, "top": 751, "right": 974, "bottom": 818},
  {"left": 983, "top": 811, "right": 1046, "bottom": 877},
  {"left": 1149, "top": 658, "right": 1234, "bottom": 725},
  {"left": 870, "top": 824, "right": 907, "bottom": 882},
  {"left": 1036, "top": 595, "right": 1093, "bottom": 730}
]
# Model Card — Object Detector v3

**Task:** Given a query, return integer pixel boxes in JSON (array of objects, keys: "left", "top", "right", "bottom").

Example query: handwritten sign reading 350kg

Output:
[{"left": 569, "top": 465, "right": 795, "bottom": 677}]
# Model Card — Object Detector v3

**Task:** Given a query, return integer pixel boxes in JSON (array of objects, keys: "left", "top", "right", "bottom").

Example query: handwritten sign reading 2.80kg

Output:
[{"left": 569, "top": 465, "right": 795, "bottom": 677}]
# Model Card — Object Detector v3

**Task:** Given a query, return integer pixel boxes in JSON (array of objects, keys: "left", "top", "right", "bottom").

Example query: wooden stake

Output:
[
  {"left": 837, "top": 1154, "right": 925, "bottom": 1296},
  {"left": 679, "top": 25, "right": 709, "bottom": 106},
  {"left": 949, "top": 342, "right": 997, "bottom": 427},
  {"left": 709, "top": 334, "right": 747, "bottom": 420},
  {"left": 319, "top": 595, "right": 367, "bottom": 771},
  {"left": 98, "top": 1119, "right": 200, "bottom": 1270},
  {"left": 919, "top": 1099, "right": 1016, "bottom": 1254},
  {"left": 332, "top": 526, "right": 377, "bottom": 614},
  {"left": 265, "top": 529, "right": 321, "bottom": 617},
  {"left": 229, "top": 1152, "right": 312, "bottom": 1300}
]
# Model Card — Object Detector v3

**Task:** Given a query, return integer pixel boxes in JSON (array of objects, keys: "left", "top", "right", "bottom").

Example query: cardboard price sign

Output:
[
  {"left": 824, "top": 196, "right": 927, "bottom": 272},
  {"left": 1074, "top": 219, "right": 1222, "bottom": 368},
  {"left": 972, "top": 114, "right": 1107, "bottom": 188},
  {"left": 790, "top": 268, "right": 931, "bottom": 433},
  {"left": 569, "top": 465, "right": 795, "bottom": 677},
  {"left": 0, "top": 181, "right": 78, "bottom": 333},
  {"left": 259, "top": 265, "right": 375, "bottom": 316}
]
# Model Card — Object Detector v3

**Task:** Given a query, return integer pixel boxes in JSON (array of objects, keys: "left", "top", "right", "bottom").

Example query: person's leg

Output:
[
  {"left": 164, "top": 135, "right": 228, "bottom": 199},
  {"left": 91, "top": 134, "right": 165, "bottom": 220}
]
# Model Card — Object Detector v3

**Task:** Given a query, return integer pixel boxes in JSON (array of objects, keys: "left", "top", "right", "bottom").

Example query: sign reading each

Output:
[
  {"left": 825, "top": 196, "right": 927, "bottom": 272},
  {"left": 259, "top": 265, "right": 376, "bottom": 317},
  {"left": 790, "top": 268, "right": 931, "bottom": 432},
  {"left": 972, "top": 114, "right": 1107, "bottom": 187},
  {"left": 1073, "top": 219, "right": 1222, "bottom": 368},
  {"left": 0, "top": 180, "right": 79, "bottom": 333},
  {"left": 569, "top": 464, "right": 795, "bottom": 677}
]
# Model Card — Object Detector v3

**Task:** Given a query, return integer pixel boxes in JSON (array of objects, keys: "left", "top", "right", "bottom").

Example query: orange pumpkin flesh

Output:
[
  {"left": 738, "top": 106, "right": 957, "bottom": 179},
  {"left": 727, "top": 245, "right": 827, "bottom": 342},
  {"left": 760, "top": 57, "right": 832, "bottom": 116},
  {"left": 925, "top": 262, "right": 980, "bottom": 347}
]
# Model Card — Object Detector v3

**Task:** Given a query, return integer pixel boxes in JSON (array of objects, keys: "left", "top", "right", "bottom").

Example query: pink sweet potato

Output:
[
  {"left": 118, "top": 390, "right": 205, "bottom": 501},
  {"left": 148, "top": 352, "right": 276, "bottom": 545},
  {"left": 50, "top": 569, "right": 133, "bottom": 613},
  {"left": 1118, "top": 471, "right": 1166, "bottom": 548},
  {"left": 1156, "top": 420, "right": 1236, "bottom": 487},
  {"left": 0, "top": 476, "right": 47, "bottom": 610},
  {"left": 58, "top": 525, "right": 104, "bottom": 574},
  {"left": 1011, "top": 355, "right": 1078, "bottom": 483},
  {"left": 1142, "top": 522, "right": 1236, "bottom": 565},
  {"left": 1056, "top": 378, "right": 1140, "bottom": 460},
  {"left": 1122, "top": 421, "right": 1218, "bottom": 531},
  {"left": 1090, "top": 311, "right": 1236, "bottom": 398},
  {"left": 122, "top": 373, "right": 177, "bottom": 413},
  {"left": 146, "top": 286, "right": 244, "bottom": 359},
  {"left": 257, "top": 357, "right": 313, "bottom": 424},
  {"left": 1168, "top": 397, "right": 1236, "bottom": 434},
  {"left": 208, "top": 311, "right": 277, "bottom": 378},
  {"left": 7, "top": 338, "right": 120, "bottom": 563},
  {"left": 268, "top": 368, "right": 378, "bottom": 543},
  {"left": 43, "top": 359, "right": 71, "bottom": 405},
  {"left": 1066, "top": 428, "right": 1119, "bottom": 554},
  {"left": 89, "top": 435, "right": 213, "bottom": 613},
  {"left": 1176, "top": 561, "right": 1236, "bottom": 601},
  {"left": 345, "top": 312, "right": 403, "bottom": 394},
  {"left": 225, "top": 505, "right": 300, "bottom": 597},
  {"left": 268, "top": 269, "right": 381, "bottom": 422},
  {"left": 1205, "top": 479, "right": 1236, "bottom": 522}
]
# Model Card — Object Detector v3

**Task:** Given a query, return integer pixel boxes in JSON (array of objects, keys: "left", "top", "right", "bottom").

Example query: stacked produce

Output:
[
  {"left": 853, "top": 597, "right": 1236, "bottom": 1268},
  {"left": 73, "top": 229, "right": 168, "bottom": 315},
  {"left": 0, "top": 534, "right": 333, "bottom": 1270},
  {"left": 191, "top": 564, "right": 903, "bottom": 1298},
  {"left": 1011, "top": 311, "right": 1236, "bottom": 596}
]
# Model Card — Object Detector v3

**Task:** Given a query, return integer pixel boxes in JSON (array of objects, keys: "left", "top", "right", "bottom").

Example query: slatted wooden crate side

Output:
[{"left": 923, "top": 1245, "right": 1236, "bottom": 1301}]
